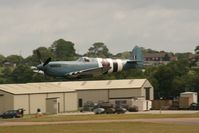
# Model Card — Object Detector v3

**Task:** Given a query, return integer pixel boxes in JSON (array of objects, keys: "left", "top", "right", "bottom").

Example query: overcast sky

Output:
[{"left": 0, "top": 0, "right": 199, "bottom": 57}]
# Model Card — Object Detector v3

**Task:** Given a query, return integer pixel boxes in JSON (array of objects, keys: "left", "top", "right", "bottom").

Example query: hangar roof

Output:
[{"left": 0, "top": 79, "right": 149, "bottom": 95}]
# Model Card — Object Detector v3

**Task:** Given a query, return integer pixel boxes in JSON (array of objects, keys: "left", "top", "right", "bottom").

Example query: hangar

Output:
[{"left": 0, "top": 79, "right": 153, "bottom": 114}]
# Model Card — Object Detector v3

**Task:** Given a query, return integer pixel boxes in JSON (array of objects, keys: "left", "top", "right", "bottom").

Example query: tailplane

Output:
[{"left": 130, "top": 46, "right": 144, "bottom": 67}]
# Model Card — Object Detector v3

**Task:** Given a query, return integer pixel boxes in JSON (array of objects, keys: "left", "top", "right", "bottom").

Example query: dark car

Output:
[
  {"left": 127, "top": 105, "right": 139, "bottom": 112},
  {"left": 105, "top": 108, "right": 116, "bottom": 114},
  {"left": 0, "top": 109, "right": 23, "bottom": 119},
  {"left": 115, "top": 107, "right": 127, "bottom": 114},
  {"left": 189, "top": 103, "right": 199, "bottom": 110},
  {"left": 80, "top": 101, "right": 95, "bottom": 112}
]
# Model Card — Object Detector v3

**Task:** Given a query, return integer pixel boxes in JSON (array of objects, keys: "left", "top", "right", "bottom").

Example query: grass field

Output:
[
  {"left": 2, "top": 113, "right": 199, "bottom": 122},
  {"left": 1, "top": 113, "right": 199, "bottom": 133},
  {"left": 0, "top": 122, "right": 199, "bottom": 133}
]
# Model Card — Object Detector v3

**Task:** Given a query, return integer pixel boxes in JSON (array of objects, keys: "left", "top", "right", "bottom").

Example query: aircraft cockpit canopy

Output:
[{"left": 78, "top": 57, "right": 90, "bottom": 62}]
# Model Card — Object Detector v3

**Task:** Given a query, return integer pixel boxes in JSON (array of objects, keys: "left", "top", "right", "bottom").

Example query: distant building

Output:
[
  {"left": 3, "top": 62, "right": 16, "bottom": 68},
  {"left": 144, "top": 52, "right": 177, "bottom": 66}
]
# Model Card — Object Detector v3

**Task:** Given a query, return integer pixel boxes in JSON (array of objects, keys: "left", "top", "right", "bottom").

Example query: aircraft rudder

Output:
[{"left": 131, "top": 46, "right": 144, "bottom": 67}]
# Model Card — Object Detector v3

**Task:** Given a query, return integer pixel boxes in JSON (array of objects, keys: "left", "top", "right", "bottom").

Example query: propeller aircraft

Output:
[{"left": 31, "top": 46, "right": 144, "bottom": 79}]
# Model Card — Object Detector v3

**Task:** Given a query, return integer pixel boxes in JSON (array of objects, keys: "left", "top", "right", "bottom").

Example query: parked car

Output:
[
  {"left": 0, "top": 109, "right": 24, "bottom": 119},
  {"left": 115, "top": 107, "right": 127, "bottom": 114},
  {"left": 105, "top": 108, "right": 116, "bottom": 114},
  {"left": 80, "top": 101, "right": 95, "bottom": 112},
  {"left": 189, "top": 103, "right": 199, "bottom": 110},
  {"left": 127, "top": 105, "right": 139, "bottom": 112},
  {"left": 93, "top": 108, "right": 105, "bottom": 114}
]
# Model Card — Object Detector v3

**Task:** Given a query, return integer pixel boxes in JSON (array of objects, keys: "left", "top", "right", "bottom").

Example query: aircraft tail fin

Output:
[{"left": 130, "top": 46, "right": 144, "bottom": 67}]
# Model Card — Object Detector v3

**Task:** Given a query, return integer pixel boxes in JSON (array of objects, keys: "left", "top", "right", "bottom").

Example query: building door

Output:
[
  {"left": 0, "top": 94, "right": 4, "bottom": 113},
  {"left": 78, "top": 98, "right": 83, "bottom": 107},
  {"left": 145, "top": 88, "right": 150, "bottom": 100},
  {"left": 46, "top": 98, "right": 59, "bottom": 114},
  {"left": 58, "top": 102, "right": 60, "bottom": 113}
]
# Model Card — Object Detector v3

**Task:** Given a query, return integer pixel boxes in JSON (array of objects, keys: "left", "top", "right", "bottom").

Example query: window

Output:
[{"left": 78, "top": 57, "right": 90, "bottom": 62}]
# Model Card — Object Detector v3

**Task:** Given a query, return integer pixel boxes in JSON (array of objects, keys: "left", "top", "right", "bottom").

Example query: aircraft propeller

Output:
[
  {"left": 31, "top": 50, "right": 51, "bottom": 76},
  {"left": 43, "top": 57, "right": 51, "bottom": 66}
]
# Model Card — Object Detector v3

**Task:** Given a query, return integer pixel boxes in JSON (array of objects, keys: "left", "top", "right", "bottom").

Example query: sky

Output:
[{"left": 0, "top": 0, "right": 199, "bottom": 57}]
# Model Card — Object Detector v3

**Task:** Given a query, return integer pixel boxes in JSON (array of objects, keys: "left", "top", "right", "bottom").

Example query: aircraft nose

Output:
[{"left": 37, "top": 64, "right": 44, "bottom": 71}]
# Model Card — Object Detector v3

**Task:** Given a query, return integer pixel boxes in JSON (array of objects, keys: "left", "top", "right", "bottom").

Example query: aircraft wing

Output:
[{"left": 65, "top": 66, "right": 111, "bottom": 78}]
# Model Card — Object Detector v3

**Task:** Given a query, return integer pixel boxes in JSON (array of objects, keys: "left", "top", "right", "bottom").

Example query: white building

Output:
[{"left": 0, "top": 79, "right": 153, "bottom": 114}]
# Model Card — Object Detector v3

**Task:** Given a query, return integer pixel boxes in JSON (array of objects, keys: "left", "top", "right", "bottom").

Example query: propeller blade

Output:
[
  {"left": 43, "top": 57, "right": 51, "bottom": 66},
  {"left": 30, "top": 66, "right": 37, "bottom": 70},
  {"left": 33, "top": 70, "right": 44, "bottom": 74}
]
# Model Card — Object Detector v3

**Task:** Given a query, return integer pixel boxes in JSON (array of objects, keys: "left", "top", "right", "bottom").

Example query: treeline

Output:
[
  {"left": 0, "top": 39, "right": 123, "bottom": 84},
  {"left": 0, "top": 38, "right": 199, "bottom": 99}
]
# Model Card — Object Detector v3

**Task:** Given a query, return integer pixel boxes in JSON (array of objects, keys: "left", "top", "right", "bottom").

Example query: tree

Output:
[
  {"left": 11, "top": 64, "right": 34, "bottom": 83},
  {"left": 0, "top": 54, "right": 5, "bottom": 67},
  {"left": 5, "top": 55, "right": 23, "bottom": 65},
  {"left": 50, "top": 39, "right": 77, "bottom": 61},
  {"left": 195, "top": 45, "right": 199, "bottom": 54},
  {"left": 85, "top": 42, "right": 112, "bottom": 58},
  {"left": 114, "top": 51, "right": 131, "bottom": 59},
  {"left": 146, "top": 59, "right": 190, "bottom": 99},
  {"left": 171, "top": 76, "right": 187, "bottom": 96},
  {"left": 0, "top": 67, "right": 13, "bottom": 83},
  {"left": 185, "top": 70, "right": 199, "bottom": 94},
  {"left": 0, "top": 54, "right": 5, "bottom": 62},
  {"left": 153, "top": 65, "right": 176, "bottom": 99},
  {"left": 175, "top": 53, "right": 191, "bottom": 60},
  {"left": 144, "top": 66, "right": 160, "bottom": 99},
  {"left": 32, "top": 47, "right": 53, "bottom": 64}
]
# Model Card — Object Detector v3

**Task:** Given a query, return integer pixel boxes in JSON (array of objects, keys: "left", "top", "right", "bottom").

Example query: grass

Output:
[
  {"left": 2, "top": 113, "right": 199, "bottom": 122},
  {"left": 0, "top": 122, "right": 199, "bottom": 133},
  {"left": 1, "top": 113, "right": 199, "bottom": 133}
]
